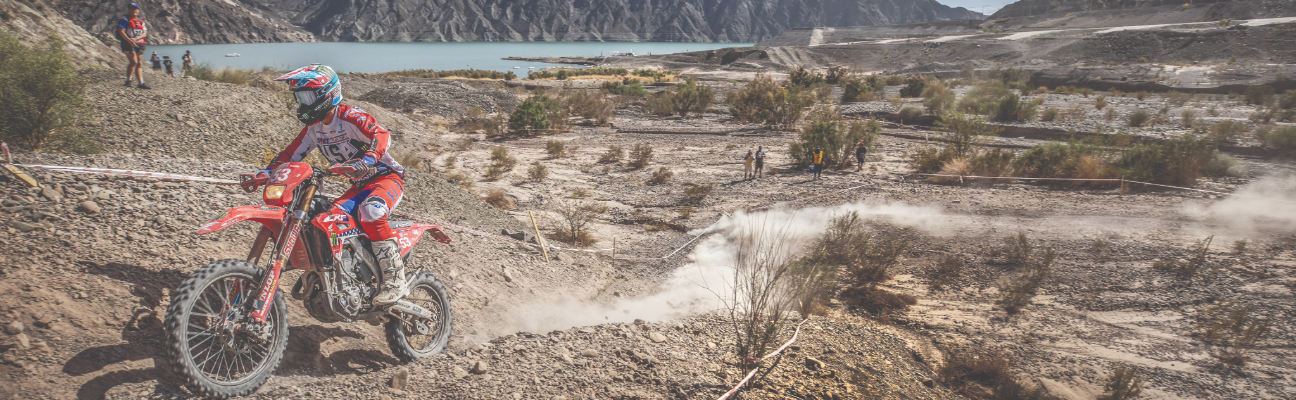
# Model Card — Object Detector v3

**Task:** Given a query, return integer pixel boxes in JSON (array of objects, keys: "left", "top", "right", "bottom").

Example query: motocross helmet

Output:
[{"left": 275, "top": 65, "right": 342, "bottom": 125}]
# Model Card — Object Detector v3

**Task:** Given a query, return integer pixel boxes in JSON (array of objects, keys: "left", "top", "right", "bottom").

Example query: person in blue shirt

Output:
[{"left": 116, "top": 3, "right": 149, "bottom": 89}]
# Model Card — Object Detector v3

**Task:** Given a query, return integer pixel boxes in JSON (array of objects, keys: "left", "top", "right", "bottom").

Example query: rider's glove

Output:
[
  {"left": 329, "top": 158, "right": 374, "bottom": 180},
  {"left": 240, "top": 169, "right": 271, "bottom": 192}
]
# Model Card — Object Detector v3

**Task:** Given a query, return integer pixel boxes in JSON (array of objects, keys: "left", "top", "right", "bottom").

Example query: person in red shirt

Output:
[
  {"left": 246, "top": 65, "right": 410, "bottom": 305},
  {"left": 116, "top": 3, "right": 150, "bottom": 89}
]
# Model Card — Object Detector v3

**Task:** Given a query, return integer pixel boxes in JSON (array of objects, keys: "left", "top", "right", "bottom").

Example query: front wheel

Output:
[
  {"left": 164, "top": 260, "right": 289, "bottom": 399},
  {"left": 386, "top": 271, "right": 453, "bottom": 362}
]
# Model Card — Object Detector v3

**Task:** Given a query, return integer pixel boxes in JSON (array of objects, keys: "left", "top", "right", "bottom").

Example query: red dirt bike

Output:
[{"left": 163, "top": 162, "right": 454, "bottom": 398}]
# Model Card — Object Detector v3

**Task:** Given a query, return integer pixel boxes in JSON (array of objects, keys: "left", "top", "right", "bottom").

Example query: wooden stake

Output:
[
  {"left": 1120, "top": 175, "right": 1126, "bottom": 195},
  {"left": 528, "top": 210, "right": 550, "bottom": 263},
  {"left": 613, "top": 237, "right": 616, "bottom": 259}
]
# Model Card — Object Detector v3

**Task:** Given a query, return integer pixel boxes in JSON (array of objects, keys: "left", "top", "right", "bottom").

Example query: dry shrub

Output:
[
  {"left": 1127, "top": 110, "right": 1151, "bottom": 127},
  {"left": 527, "top": 162, "right": 548, "bottom": 182},
  {"left": 445, "top": 171, "right": 474, "bottom": 190},
  {"left": 484, "top": 146, "right": 517, "bottom": 181},
  {"left": 550, "top": 200, "right": 606, "bottom": 247},
  {"left": 562, "top": 89, "right": 615, "bottom": 125},
  {"left": 899, "top": 74, "right": 930, "bottom": 98},
  {"left": 1244, "top": 86, "right": 1275, "bottom": 106},
  {"left": 825, "top": 65, "right": 850, "bottom": 85},
  {"left": 1181, "top": 109, "right": 1196, "bottom": 127},
  {"left": 1255, "top": 125, "right": 1296, "bottom": 152},
  {"left": 649, "top": 167, "right": 673, "bottom": 185},
  {"left": 1208, "top": 121, "right": 1248, "bottom": 144},
  {"left": 597, "top": 145, "right": 624, "bottom": 164},
  {"left": 545, "top": 139, "right": 566, "bottom": 158},
  {"left": 1116, "top": 135, "right": 1215, "bottom": 187},
  {"left": 1095, "top": 95, "right": 1108, "bottom": 110},
  {"left": 1199, "top": 300, "right": 1272, "bottom": 366},
  {"left": 481, "top": 188, "right": 515, "bottom": 210},
  {"left": 728, "top": 73, "right": 817, "bottom": 129},
  {"left": 1153, "top": 236, "right": 1213, "bottom": 278},
  {"left": 841, "top": 77, "right": 877, "bottom": 103},
  {"left": 931, "top": 157, "right": 973, "bottom": 184},
  {"left": 995, "top": 232, "right": 1054, "bottom": 314},
  {"left": 897, "top": 106, "right": 924, "bottom": 123},
  {"left": 683, "top": 183, "right": 713, "bottom": 203},
  {"left": 929, "top": 254, "right": 965, "bottom": 291},
  {"left": 627, "top": 143, "right": 653, "bottom": 169},
  {"left": 722, "top": 219, "right": 808, "bottom": 361},
  {"left": 1040, "top": 107, "right": 1060, "bottom": 122},
  {"left": 789, "top": 107, "right": 879, "bottom": 168},
  {"left": 818, "top": 213, "right": 915, "bottom": 319},
  {"left": 1098, "top": 364, "right": 1143, "bottom": 400},
  {"left": 676, "top": 205, "right": 693, "bottom": 219},
  {"left": 940, "top": 348, "right": 1053, "bottom": 400},
  {"left": 1012, "top": 141, "right": 1116, "bottom": 184},
  {"left": 992, "top": 93, "right": 1038, "bottom": 122},
  {"left": 392, "top": 151, "right": 426, "bottom": 172},
  {"left": 923, "top": 80, "right": 955, "bottom": 115},
  {"left": 1135, "top": 91, "right": 1150, "bottom": 101}
]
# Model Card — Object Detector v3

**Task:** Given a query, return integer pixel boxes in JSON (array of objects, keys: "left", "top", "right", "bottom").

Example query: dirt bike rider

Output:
[{"left": 243, "top": 65, "right": 410, "bottom": 305}]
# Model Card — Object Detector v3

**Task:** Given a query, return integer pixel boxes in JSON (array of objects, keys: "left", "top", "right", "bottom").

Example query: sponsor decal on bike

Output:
[
  {"left": 279, "top": 224, "right": 301, "bottom": 259},
  {"left": 328, "top": 232, "right": 339, "bottom": 247},
  {"left": 322, "top": 214, "right": 348, "bottom": 223},
  {"left": 259, "top": 206, "right": 281, "bottom": 211},
  {"left": 252, "top": 259, "right": 283, "bottom": 321}
]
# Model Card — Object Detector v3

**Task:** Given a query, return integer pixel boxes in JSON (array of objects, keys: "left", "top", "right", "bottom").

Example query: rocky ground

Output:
[{"left": 3, "top": 60, "right": 1296, "bottom": 400}]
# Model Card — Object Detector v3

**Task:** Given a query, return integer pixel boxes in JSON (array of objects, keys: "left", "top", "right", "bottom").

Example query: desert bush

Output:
[
  {"left": 1233, "top": 240, "right": 1248, "bottom": 255},
  {"left": 1078, "top": 88, "right": 1095, "bottom": 97},
  {"left": 1244, "top": 86, "right": 1275, "bottom": 106},
  {"left": 959, "top": 64, "right": 976, "bottom": 80},
  {"left": 644, "top": 91, "right": 676, "bottom": 116},
  {"left": 988, "top": 66, "right": 1029, "bottom": 85},
  {"left": 1278, "top": 90, "right": 1296, "bottom": 109},
  {"left": 923, "top": 81, "right": 956, "bottom": 115},
  {"left": 897, "top": 106, "right": 924, "bottom": 123},
  {"left": 676, "top": 205, "right": 693, "bottom": 219},
  {"left": 1012, "top": 141, "right": 1115, "bottom": 182},
  {"left": 788, "top": 107, "right": 878, "bottom": 168},
  {"left": 728, "top": 73, "right": 817, "bottom": 128},
  {"left": 392, "top": 151, "right": 426, "bottom": 172},
  {"left": 1116, "top": 135, "right": 1216, "bottom": 186},
  {"left": 484, "top": 146, "right": 518, "bottom": 180},
  {"left": 187, "top": 63, "right": 254, "bottom": 85},
  {"left": 1153, "top": 236, "right": 1213, "bottom": 278},
  {"left": 1095, "top": 95, "right": 1109, "bottom": 110},
  {"left": 908, "top": 147, "right": 957, "bottom": 174},
  {"left": 817, "top": 213, "right": 915, "bottom": 318},
  {"left": 1254, "top": 125, "right": 1296, "bottom": 151},
  {"left": 884, "top": 75, "right": 906, "bottom": 86},
  {"left": 1166, "top": 91, "right": 1191, "bottom": 106},
  {"left": 526, "top": 67, "right": 636, "bottom": 80},
  {"left": 1204, "top": 153, "right": 1244, "bottom": 178},
  {"left": 481, "top": 188, "right": 515, "bottom": 210},
  {"left": 1208, "top": 121, "right": 1248, "bottom": 145},
  {"left": 562, "top": 89, "right": 615, "bottom": 125},
  {"left": 955, "top": 80, "right": 1014, "bottom": 115},
  {"left": 445, "top": 170, "right": 473, "bottom": 190},
  {"left": 627, "top": 143, "right": 653, "bottom": 169},
  {"left": 993, "top": 93, "right": 1038, "bottom": 122},
  {"left": 929, "top": 254, "right": 965, "bottom": 292},
  {"left": 683, "top": 183, "right": 713, "bottom": 203},
  {"left": 723, "top": 220, "right": 812, "bottom": 361},
  {"left": 899, "top": 75, "right": 930, "bottom": 98},
  {"left": 598, "top": 145, "right": 624, "bottom": 164},
  {"left": 1135, "top": 91, "right": 1149, "bottom": 101},
  {"left": 841, "top": 77, "right": 876, "bottom": 103},
  {"left": 1199, "top": 301, "right": 1271, "bottom": 366},
  {"left": 938, "top": 111, "right": 1002, "bottom": 156},
  {"left": 545, "top": 139, "right": 566, "bottom": 158},
  {"left": 788, "top": 66, "right": 825, "bottom": 87},
  {"left": 940, "top": 348, "right": 1052, "bottom": 400},
  {"left": 669, "top": 78, "right": 715, "bottom": 117},
  {"left": 649, "top": 167, "right": 673, "bottom": 185},
  {"left": 527, "top": 162, "right": 548, "bottom": 181},
  {"left": 1127, "top": 110, "right": 1151, "bottom": 127},
  {"left": 1098, "top": 364, "right": 1144, "bottom": 400},
  {"left": 602, "top": 78, "right": 648, "bottom": 97},
  {"left": 825, "top": 65, "right": 850, "bottom": 85},
  {"left": 0, "top": 32, "right": 95, "bottom": 153},
  {"left": 550, "top": 200, "right": 606, "bottom": 247},
  {"left": 998, "top": 244, "right": 1055, "bottom": 314},
  {"left": 388, "top": 68, "right": 517, "bottom": 80},
  {"left": 443, "top": 155, "right": 458, "bottom": 170},
  {"left": 1040, "top": 108, "right": 1060, "bottom": 122},
  {"left": 508, "top": 95, "right": 558, "bottom": 135},
  {"left": 1181, "top": 109, "right": 1196, "bottom": 127}
]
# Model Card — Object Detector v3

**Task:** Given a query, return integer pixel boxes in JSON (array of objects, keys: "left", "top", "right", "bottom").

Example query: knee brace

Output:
[{"left": 358, "top": 197, "right": 390, "bottom": 223}]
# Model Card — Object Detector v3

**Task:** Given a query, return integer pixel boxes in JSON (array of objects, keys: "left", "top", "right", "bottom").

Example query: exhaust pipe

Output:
[{"left": 389, "top": 300, "right": 434, "bottom": 320}]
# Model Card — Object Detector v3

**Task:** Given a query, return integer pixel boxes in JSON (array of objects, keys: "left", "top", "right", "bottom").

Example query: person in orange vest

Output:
[
  {"left": 742, "top": 150, "right": 755, "bottom": 180},
  {"left": 810, "top": 146, "right": 824, "bottom": 180}
]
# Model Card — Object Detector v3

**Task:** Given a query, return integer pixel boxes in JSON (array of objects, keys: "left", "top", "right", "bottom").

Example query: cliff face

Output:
[
  {"left": 285, "top": 0, "right": 982, "bottom": 43},
  {"left": 0, "top": 0, "right": 121, "bottom": 67},
  {"left": 47, "top": 0, "right": 313, "bottom": 44}
]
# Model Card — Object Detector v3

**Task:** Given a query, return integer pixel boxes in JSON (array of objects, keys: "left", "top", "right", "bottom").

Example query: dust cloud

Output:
[
  {"left": 1184, "top": 175, "right": 1296, "bottom": 235},
  {"left": 485, "top": 202, "right": 950, "bottom": 337}
]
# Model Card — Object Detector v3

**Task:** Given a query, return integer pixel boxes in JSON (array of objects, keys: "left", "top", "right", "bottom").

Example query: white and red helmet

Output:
[{"left": 276, "top": 65, "right": 342, "bottom": 124}]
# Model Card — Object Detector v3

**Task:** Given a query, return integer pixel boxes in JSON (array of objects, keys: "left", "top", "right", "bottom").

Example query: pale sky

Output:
[{"left": 938, "top": 0, "right": 1018, "bottom": 16}]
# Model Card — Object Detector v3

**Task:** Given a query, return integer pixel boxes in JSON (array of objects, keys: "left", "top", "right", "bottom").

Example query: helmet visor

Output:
[{"left": 293, "top": 90, "right": 318, "bottom": 106}]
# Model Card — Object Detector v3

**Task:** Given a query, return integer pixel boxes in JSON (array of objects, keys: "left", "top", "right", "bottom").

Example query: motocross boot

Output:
[{"left": 372, "top": 238, "right": 409, "bottom": 305}]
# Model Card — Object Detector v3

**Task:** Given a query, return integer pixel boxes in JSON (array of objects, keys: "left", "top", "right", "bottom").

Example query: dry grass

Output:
[{"left": 481, "top": 188, "right": 516, "bottom": 210}]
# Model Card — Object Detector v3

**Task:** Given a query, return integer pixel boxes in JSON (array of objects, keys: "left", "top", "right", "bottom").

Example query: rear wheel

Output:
[
  {"left": 385, "top": 271, "right": 453, "bottom": 361},
  {"left": 164, "top": 260, "right": 288, "bottom": 399}
]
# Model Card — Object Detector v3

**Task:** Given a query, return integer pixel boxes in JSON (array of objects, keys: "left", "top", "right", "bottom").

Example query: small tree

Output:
[
  {"left": 937, "top": 111, "right": 1002, "bottom": 157},
  {"left": 508, "top": 96, "right": 553, "bottom": 135},
  {"left": 0, "top": 32, "right": 92, "bottom": 152},
  {"left": 551, "top": 200, "right": 606, "bottom": 247},
  {"left": 627, "top": 143, "right": 653, "bottom": 169}
]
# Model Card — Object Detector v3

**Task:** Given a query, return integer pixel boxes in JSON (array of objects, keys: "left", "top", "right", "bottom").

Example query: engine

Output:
[{"left": 299, "top": 241, "right": 379, "bottom": 323}]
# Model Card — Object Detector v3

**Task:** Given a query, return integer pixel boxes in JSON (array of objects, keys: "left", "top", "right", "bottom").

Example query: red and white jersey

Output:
[{"left": 269, "top": 105, "right": 403, "bottom": 181}]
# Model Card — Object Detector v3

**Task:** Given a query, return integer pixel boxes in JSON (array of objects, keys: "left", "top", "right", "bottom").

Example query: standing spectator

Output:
[
  {"left": 149, "top": 52, "right": 161, "bottom": 72},
  {"left": 742, "top": 150, "right": 755, "bottom": 180},
  {"left": 810, "top": 146, "right": 824, "bottom": 180},
  {"left": 116, "top": 3, "right": 150, "bottom": 89},
  {"left": 163, "top": 56, "right": 175, "bottom": 77},
  {"left": 181, "top": 50, "right": 193, "bottom": 77},
  {"left": 754, "top": 146, "right": 766, "bottom": 178},
  {"left": 855, "top": 141, "right": 869, "bottom": 172}
]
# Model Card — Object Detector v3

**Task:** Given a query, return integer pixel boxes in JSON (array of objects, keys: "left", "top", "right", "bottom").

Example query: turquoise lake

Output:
[{"left": 148, "top": 42, "right": 752, "bottom": 75}]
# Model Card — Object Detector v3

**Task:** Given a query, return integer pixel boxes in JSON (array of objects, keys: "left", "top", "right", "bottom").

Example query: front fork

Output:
[{"left": 247, "top": 184, "right": 317, "bottom": 323}]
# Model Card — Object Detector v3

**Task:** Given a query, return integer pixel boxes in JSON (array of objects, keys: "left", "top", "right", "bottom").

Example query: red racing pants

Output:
[{"left": 333, "top": 173, "right": 404, "bottom": 241}]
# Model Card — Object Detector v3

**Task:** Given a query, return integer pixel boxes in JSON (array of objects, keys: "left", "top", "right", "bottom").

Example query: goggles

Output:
[{"left": 293, "top": 90, "right": 318, "bottom": 106}]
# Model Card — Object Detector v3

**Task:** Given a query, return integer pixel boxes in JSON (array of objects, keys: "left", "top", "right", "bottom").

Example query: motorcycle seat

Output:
[{"left": 390, "top": 221, "right": 414, "bottom": 229}]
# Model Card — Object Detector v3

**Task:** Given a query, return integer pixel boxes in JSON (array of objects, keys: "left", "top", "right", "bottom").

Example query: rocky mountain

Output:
[
  {"left": 46, "top": 0, "right": 313, "bottom": 44},
  {"left": 45, "top": 0, "right": 980, "bottom": 44},
  {"left": 0, "top": 0, "right": 121, "bottom": 67}
]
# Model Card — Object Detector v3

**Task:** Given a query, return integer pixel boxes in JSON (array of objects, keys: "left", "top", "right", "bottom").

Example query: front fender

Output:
[{"left": 196, "top": 205, "right": 286, "bottom": 235}]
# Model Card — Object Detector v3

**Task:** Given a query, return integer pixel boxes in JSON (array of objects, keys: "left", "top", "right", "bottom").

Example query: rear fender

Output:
[
  {"left": 196, "top": 205, "right": 286, "bottom": 235},
  {"left": 394, "top": 224, "right": 452, "bottom": 256}
]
